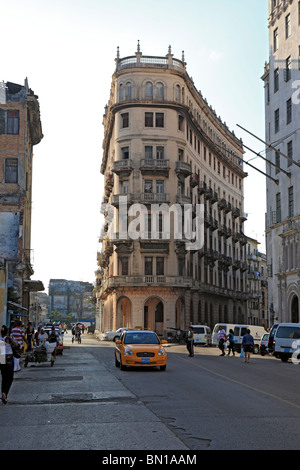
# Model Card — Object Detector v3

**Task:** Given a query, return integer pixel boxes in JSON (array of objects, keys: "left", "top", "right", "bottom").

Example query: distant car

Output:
[
  {"left": 44, "top": 327, "right": 64, "bottom": 355},
  {"left": 259, "top": 333, "right": 270, "bottom": 356},
  {"left": 191, "top": 325, "right": 212, "bottom": 346},
  {"left": 101, "top": 328, "right": 128, "bottom": 342},
  {"left": 115, "top": 329, "right": 168, "bottom": 371}
]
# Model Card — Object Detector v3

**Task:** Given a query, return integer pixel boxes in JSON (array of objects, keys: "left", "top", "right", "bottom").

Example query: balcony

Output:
[
  {"left": 140, "top": 158, "right": 170, "bottom": 177},
  {"left": 111, "top": 193, "right": 134, "bottom": 207},
  {"left": 198, "top": 181, "right": 206, "bottom": 195},
  {"left": 190, "top": 173, "right": 199, "bottom": 188},
  {"left": 141, "top": 192, "right": 169, "bottom": 204},
  {"left": 232, "top": 207, "right": 241, "bottom": 218},
  {"left": 112, "top": 159, "right": 133, "bottom": 177},
  {"left": 175, "top": 161, "right": 192, "bottom": 179}
]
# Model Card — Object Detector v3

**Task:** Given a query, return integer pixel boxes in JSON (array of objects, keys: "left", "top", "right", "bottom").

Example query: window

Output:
[
  {"left": 145, "top": 146, "right": 153, "bottom": 159},
  {"left": 145, "top": 180, "right": 153, "bottom": 193},
  {"left": 287, "top": 98, "right": 292, "bottom": 124},
  {"left": 156, "top": 147, "right": 164, "bottom": 159},
  {"left": 156, "top": 181, "right": 164, "bottom": 194},
  {"left": 5, "top": 158, "right": 18, "bottom": 183},
  {"left": 125, "top": 82, "right": 132, "bottom": 99},
  {"left": 156, "top": 257, "right": 164, "bottom": 276},
  {"left": 121, "top": 112, "right": 129, "bottom": 128},
  {"left": 275, "top": 150, "right": 280, "bottom": 174},
  {"left": 7, "top": 110, "right": 19, "bottom": 135},
  {"left": 120, "top": 257, "right": 129, "bottom": 276},
  {"left": 274, "top": 68, "right": 279, "bottom": 92},
  {"left": 285, "top": 56, "right": 291, "bottom": 82},
  {"left": 145, "top": 112, "right": 164, "bottom": 128},
  {"left": 145, "top": 82, "right": 153, "bottom": 100},
  {"left": 274, "top": 28, "right": 278, "bottom": 51},
  {"left": 145, "top": 257, "right": 153, "bottom": 275},
  {"left": 156, "top": 82, "right": 164, "bottom": 101},
  {"left": 175, "top": 85, "right": 181, "bottom": 102},
  {"left": 274, "top": 109, "right": 279, "bottom": 133},
  {"left": 288, "top": 186, "right": 294, "bottom": 218},
  {"left": 276, "top": 192, "right": 281, "bottom": 223},
  {"left": 145, "top": 112, "right": 153, "bottom": 127},
  {"left": 121, "top": 147, "right": 129, "bottom": 159},
  {"left": 119, "top": 84, "right": 124, "bottom": 101},
  {"left": 155, "top": 113, "right": 164, "bottom": 128},
  {"left": 178, "top": 114, "right": 184, "bottom": 131},
  {"left": 286, "top": 14, "right": 291, "bottom": 38},
  {"left": 287, "top": 140, "right": 293, "bottom": 167}
]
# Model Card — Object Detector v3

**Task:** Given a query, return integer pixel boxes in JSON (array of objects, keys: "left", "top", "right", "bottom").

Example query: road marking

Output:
[{"left": 176, "top": 354, "right": 300, "bottom": 411}]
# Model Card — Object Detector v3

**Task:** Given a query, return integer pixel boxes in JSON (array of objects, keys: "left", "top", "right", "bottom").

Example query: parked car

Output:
[
  {"left": 115, "top": 329, "right": 167, "bottom": 371},
  {"left": 101, "top": 327, "right": 128, "bottom": 342},
  {"left": 44, "top": 327, "right": 64, "bottom": 355},
  {"left": 259, "top": 333, "right": 270, "bottom": 356},
  {"left": 191, "top": 325, "right": 211, "bottom": 346},
  {"left": 273, "top": 323, "right": 300, "bottom": 362}
]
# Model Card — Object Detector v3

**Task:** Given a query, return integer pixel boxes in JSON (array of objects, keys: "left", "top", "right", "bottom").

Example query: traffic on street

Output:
[{"left": 1, "top": 329, "right": 300, "bottom": 452}]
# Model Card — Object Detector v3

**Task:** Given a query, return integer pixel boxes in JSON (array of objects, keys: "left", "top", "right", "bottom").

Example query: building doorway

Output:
[{"left": 291, "top": 295, "right": 299, "bottom": 323}]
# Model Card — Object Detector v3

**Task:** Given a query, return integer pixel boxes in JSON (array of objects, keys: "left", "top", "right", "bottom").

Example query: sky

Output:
[{"left": 1, "top": 0, "right": 269, "bottom": 292}]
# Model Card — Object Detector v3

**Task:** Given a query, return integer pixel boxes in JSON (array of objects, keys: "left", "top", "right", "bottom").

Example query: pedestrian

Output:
[
  {"left": 38, "top": 328, "right": 48, "bottom": 347},
  {"left": 218, "top": 326, "right": 226, "bottom": 356},
  {"left": 25, "top": 322, "right": 34, "bottom": 352},
  {"left": 186, "top": 327, "right": 194, "bottom": 357},
  {"left": 48, "top": 326, "right": 58, "bottom": 360},
  {"left": 34, "top": 326, "right": 41, "bottom": 345},
  {"left": 0, "top": 325, "right": 18, "bottom": 404},
  {"left": 242, "top": 329, "right": 254, "bottom": 363},
  {"left": 227, "top": 329, "right": 235, "bottom": 356},
  {"left": 11, "top": 321, "right": 26, "bottom": 371}
]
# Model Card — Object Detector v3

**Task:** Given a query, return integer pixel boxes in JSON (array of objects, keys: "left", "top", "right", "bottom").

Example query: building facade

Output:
[
  {"left": 262, "top": 0, "right": 300, "bottom": 323},
  {"left": 0, "top": 80, "right": 44, "bottom": 326},
  {"left": 246, "top": 237, "right": 268, "bottom": 328},
  {"left": 48, "top": 279, "right": 94, "bottom": 321},
  {"left": 96, "top": 44, "right": 249, "bottom": 336}
]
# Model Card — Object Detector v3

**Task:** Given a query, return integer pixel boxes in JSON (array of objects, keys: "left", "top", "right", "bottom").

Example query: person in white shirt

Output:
[
  {"left": 0, "top": 325, "right": 18, "bottom": 404},
  {"left": 38, "top": 329, "right": 48, "bottom": 347}
]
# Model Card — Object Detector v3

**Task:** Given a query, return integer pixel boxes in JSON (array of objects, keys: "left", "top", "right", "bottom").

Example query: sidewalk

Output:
[{"left": 0, "top": 333, "right": 189, "bottom": 450}]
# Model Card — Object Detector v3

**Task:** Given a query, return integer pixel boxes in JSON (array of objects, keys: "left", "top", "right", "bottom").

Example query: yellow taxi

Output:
[{"left": 115, "top": 329, "right": 167, "bottom": 371}]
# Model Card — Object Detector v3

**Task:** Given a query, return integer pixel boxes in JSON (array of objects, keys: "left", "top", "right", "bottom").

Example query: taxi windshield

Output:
[{"left": 124, "top": 332, "right": 160, "bottom": 345}]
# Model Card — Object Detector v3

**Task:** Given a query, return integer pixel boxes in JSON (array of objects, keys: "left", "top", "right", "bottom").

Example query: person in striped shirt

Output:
[
  {"left": 11, "top": 321, "right": 26, "bottom": 349},
  {"left": 218, "top": 326, "right": 227, "bottom": 356}
]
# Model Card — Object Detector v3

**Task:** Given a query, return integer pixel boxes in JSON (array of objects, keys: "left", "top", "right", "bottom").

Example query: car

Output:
[
  {"left": 101, "top": 327, "right": 128, "bottom": 342},
  {"left": 115, "top": 329, "right": 168, "bottom": 371},
  {"left": 273, "top": 323, "right": 300, "bottom": 362},
  {"left": 259, "top": 333, "right": 270, "bottom": 356},
  {"left": 191, "top": 325, "right": 211, "bottom": 346},
  {"left": 44, "top": 327, "right": 64, "bottom": 355}
]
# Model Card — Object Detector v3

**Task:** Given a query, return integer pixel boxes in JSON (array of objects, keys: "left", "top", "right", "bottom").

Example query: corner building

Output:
[
  {"left": 262, "top": 0, "right": 300, "bottom": 323},
  {"left": 97, "top": 45, "right": 248, "bottom": 336}
]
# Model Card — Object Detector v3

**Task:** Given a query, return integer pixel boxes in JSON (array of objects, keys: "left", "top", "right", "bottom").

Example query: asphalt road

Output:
[{"left": 1, "top": 333, "right": 300, "bottom": 451}]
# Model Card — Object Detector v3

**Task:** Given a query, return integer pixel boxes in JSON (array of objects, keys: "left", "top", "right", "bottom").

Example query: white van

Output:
[
  {"left": 212, "top": 323, "right": 267, "bottom": 354},
  {"left": 273, "top": 323, "right": 300, "bottom": 362},
  {"left": 191, "top": 325, "right": 211, "bottom": 346}
]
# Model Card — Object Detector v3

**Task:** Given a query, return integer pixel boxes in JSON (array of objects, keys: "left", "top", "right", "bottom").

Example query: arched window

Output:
[
  {"left": 156, "top": 82, "right": 164, "bottom": 101},
  {"left": 119, "top": 84, "right": 124, "bottom": 101},
  {"left": 125, "top": 82, "right": 132, "bottom": 99},
  {"left": 175, "top": 84, "right": 181, "bottom": 102},
  {"left": 145, "top": 81, "right": 153, "bottom": 100}
]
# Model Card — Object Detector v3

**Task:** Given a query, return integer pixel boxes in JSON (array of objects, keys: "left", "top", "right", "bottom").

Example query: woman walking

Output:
[{"left": 0, "top": 325, "right": 17, "bottom": 404}]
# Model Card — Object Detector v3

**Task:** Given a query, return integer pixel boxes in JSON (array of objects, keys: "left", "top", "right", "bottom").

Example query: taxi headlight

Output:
[
  {"left": 158, "top": 348, "right": 165, "bottom": 356},
  {"left": 124, "top": 348, "right": 133, "bottom": 356}
]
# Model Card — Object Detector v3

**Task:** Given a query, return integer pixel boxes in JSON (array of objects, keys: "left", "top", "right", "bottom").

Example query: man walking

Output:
[{"left": 218, "top": 326, "right": 226, "bottom": 356}]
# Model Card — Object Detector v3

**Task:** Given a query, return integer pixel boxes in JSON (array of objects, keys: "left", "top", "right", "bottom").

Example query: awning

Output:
[
  {"left": 7, "top": 301, "right": 28, "bottom": 311},
  {"left": 23, "top": 280, "right": 45, "bottom": 292}
]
